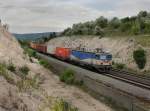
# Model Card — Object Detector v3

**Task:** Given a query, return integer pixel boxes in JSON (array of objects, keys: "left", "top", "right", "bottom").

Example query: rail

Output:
[{"left": 97, "top": 68, "right": 150, "bottom": 90}]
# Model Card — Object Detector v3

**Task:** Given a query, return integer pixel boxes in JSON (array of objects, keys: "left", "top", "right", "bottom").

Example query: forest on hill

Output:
[
  {"left": 62, "top": 11, "right": 150, "bottom": 37},
  {"left": 14, "top": 32, "right": 57, "bottom": 41}
]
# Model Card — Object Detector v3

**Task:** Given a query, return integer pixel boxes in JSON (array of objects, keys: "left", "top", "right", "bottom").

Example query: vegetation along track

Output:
[{"left": 99, "top": 68, "right": 150, "bottom": 90}]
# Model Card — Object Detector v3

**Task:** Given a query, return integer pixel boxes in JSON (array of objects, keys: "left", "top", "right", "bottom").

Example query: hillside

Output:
[
  {"left": 0, "top": 24, "right": 113, "bottom": 110},
  {"left": 0, "top": 25, "right": 27, "bottom": 66},
  {"left": 47, "top": 35, "right": 150, "bottom": 72}
]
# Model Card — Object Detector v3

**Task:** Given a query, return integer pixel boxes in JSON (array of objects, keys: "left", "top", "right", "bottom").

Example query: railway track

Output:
[
  {"left": 38, "top": 52, "right": 150, "bottom": 90},
  {"left": 97, "top": 68, "right": 150, "bottom": 90}
]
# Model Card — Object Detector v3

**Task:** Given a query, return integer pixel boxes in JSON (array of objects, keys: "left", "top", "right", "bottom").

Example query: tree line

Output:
[
  {"left": 32, "top": 32, "right": 57, "bottom": 43},
  {"left": 62, "top": 11, "right": 150, "bottom": 36}
]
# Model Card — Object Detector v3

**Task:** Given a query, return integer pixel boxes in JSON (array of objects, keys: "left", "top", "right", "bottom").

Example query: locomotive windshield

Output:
[
  {"left": 106, "top": 54, "right": 112, "bottom": 60},
  {"left": 96, "top": 54, "right": 112, "bottom": 60},
  {"left": 100, "top": 55, "right": 106, "bottom": 60},
  {"left": 95, "top": 54, "right": 100, "bottom": 59}
]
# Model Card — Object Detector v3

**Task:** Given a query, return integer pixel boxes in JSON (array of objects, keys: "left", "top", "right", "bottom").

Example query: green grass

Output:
[
  {"left": 0, "top": 63, "right": 14, "bottom": 84},
  {"left": 135, "top": 35, "right": 150, "bottom": 47},
  {"left": 7, "top": 63, "right": 16, "bottom": 72},
  {"left": 113, "top": 63, "right": 126, "bottom": 69},
  {"left": 60, "top": 69, "right": 75, "bottom": 85},
  {"left": 39, "top": 93, "right": 78, "bottom": 111},
  {"left": 52, "top": 99, "right": 78, "bottom": 111},
  {"left": 19, "top": 66, "right": 30, "bottom": 78},
  {"left": 26, "top": 48, "right": 37, "bottom": 57},
  {"left": 16, "top": 74, "right": 40, "bottom": 92},
  {"left": 39, "top": 59, "right": 52, "bottom": 69},
  {"left": 19, "top": 42, "right": 37, "bottom": 60}
]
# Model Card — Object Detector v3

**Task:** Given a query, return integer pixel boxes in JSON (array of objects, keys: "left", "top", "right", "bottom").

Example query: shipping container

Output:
[
  {"left": 55, "top": 47, "right": 71, "bottom": 59},
  {"left": 47, "top": 45, "right": 56, "bottom": 55},
  {"left": 30, "top": 42, "right": 37, "bottom": 49},
  {"left": 35, "top": 44, "right": 47, "bottom": 53},
  {"left": 30, "top": 42, "right": 47, "bottom": 53}
]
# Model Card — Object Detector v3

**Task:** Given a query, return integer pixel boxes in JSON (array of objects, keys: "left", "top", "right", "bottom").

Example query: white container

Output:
[{"left": 47, "top": 45, "right": 56, "bottom": 54}]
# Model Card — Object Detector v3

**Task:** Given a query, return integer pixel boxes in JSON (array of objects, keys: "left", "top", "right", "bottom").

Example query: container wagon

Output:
[
  {"left": 47, "top": 45, "right": 56, "bottom": 55},
  {"left": 35, "top": 44, "right": 47, "bottom": 53},
  {"left": 30, "top": 42, "right": 37, "bottom": 49},
  {"left": 55, "top": 47, "right": 71, "bottom": 60}
]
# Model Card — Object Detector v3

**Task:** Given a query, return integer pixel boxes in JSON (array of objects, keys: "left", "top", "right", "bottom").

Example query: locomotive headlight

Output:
[{"left": 109, "top": 62, "right": 112, "bottom": 65}]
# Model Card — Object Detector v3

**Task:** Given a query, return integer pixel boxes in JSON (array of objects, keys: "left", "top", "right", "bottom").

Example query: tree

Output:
[
  {"left": 121, "top": 17, "right": 130, "bottom": 23},
  {"left": 94, "top": 26, "right": 104, "bottom": 36},
  {"left": 131, "top": 23, "right": 140, "bottom": 35},
  {"left": 63, "top": 28, "right": 72, "bottom": 36},
  {"left": 133, "top": 49, "right": 146, "bottom": 69},
  {"left": 138, "top": 11, "right": 148, "bottom": 18},
  {"left": 71, "top": 23, "right": 84, "bottom": 35},
  {"left": 130, "top": 16, "right": 137, "bottom": 22},
  {"left": 140, "top": 20, "right": 146, "bottom": 32},
  {"left": 43, "top": 37, "right": 49, "bottom": 42},
  {"left": 120, "top": 22, "right": 132, "bottom": 32},
  {"left": 109, "top": 17, "right": 120, "bottom": 29},
  {"left": 96, "top": 16, "right": 108, "bottom": 28},
  {"left": 83, "top": 21, "right": 95, "bottom": 35},
  {"left": 144, "top": 23, "right": 150, "bottom": 33}
]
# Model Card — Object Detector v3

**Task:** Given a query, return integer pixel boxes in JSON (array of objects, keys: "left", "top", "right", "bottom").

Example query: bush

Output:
[
  {"left": 19, "top": 66, "right": 30, "bottom": 77},
  {"left": 17, "top": 75, "right": 40, "bottom": 92},
  {"left": 39, "top": 59, "right": 52, "bottom": 69},
  {"left": 133, "top": 49, "right": 146, "bottom": 69},
  {"left": 52, "top": 99, "right": 78, "bottom": 111},
  {"left": 28, "top": 49, "right": 37, "bottom": 57},
  {"left": 17, "top": 79, "right": 39, "bottom": 91},
  {"left": 0, "top": 63, "right": 14, "bottom": 84},
  {"left": 75, "top": 80, "right": 84, "bottom": 86},
  {"left": 18, "top": 40, "right": 29, "bottom": 47},
  {"left": 60, "top": 69, "right": 75, "bottom": 84},
  {"left": 131, "top": 24, "right": 140, "bottom": 35},
  {"left": 7, "top": 63, "right": 16, "bottom": 72},
  {"left": 24, "top": 47, "right": 37, "bottom": 58},
  {"left": 114, "top": 63, "right": 125, "bottom": 69},
  {"left": 17, "top": 79, "right": 30, "bottom": 92}
]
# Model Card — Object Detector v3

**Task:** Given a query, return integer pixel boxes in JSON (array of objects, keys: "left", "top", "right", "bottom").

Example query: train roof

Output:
[{"left": 72, "top": 49, "right": 111, "bottom": 55}]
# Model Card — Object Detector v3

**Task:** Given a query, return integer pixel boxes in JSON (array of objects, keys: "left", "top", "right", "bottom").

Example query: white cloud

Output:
[{"left": 0, "top": 0, "right": 150, "bottom": 33}]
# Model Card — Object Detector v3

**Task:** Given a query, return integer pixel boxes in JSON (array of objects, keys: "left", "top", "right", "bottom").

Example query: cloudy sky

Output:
[{"left": 0, "top": 0, "right": 150, "bottom": 33}]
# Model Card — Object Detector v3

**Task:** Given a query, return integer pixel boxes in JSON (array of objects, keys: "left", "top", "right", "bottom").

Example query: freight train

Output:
[{"left": 30, "top": 42, "right": 112, "bottom": 72}]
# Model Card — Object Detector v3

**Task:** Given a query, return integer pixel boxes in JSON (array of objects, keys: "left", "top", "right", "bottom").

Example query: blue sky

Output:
[{"left": 0, "top": 0, "right": 150, "bottom": 33}]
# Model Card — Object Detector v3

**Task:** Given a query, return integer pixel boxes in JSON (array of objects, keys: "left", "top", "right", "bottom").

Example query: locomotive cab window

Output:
[
  {"left": 95, "top": 54, "right": 100, "bottom": 59},
  {"left": 100, "top": 55, "right": 106, "bottom": 60},
  {"left": 106, "top": 55, "right": 112, "bottom": 60}
]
